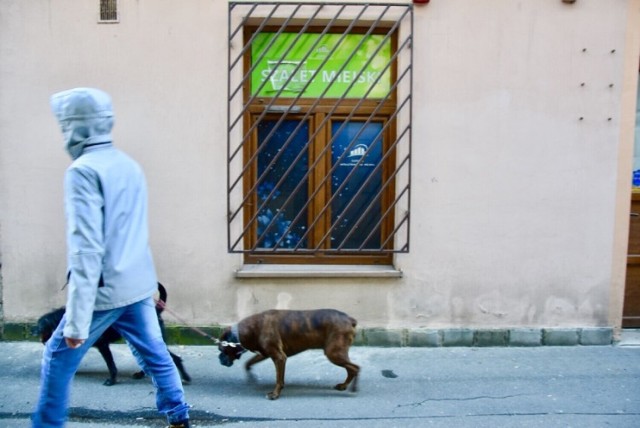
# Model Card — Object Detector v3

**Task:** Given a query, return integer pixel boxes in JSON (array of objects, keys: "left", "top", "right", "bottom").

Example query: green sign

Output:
[{"left": 251, "top": 33, "right": 392, "bottom": 99}]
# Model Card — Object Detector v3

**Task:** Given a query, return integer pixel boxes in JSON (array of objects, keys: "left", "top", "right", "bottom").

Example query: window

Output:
[
  {"left": 99, "top": 0, "right": 118, "bottom": 22},
  {"left": 228, "top": 2, "right": 413, "bottom": 265}
]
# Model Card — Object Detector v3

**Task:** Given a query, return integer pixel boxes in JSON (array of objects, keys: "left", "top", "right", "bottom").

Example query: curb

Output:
[{"left": 2, "top": 323, "right": 614, "bottom": 347}]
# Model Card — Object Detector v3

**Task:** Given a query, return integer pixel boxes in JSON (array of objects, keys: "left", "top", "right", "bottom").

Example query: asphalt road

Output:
[{"left": 1, "top": 338, "right": 639, "bottom": 427}]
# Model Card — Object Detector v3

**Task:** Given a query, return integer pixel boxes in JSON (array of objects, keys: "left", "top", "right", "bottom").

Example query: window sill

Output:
[{"left": 235, "top": 264, "right": 403, "bottom": 279}]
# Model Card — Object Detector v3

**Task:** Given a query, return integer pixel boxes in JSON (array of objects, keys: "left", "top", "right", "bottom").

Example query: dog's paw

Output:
[
  {"left": 266, "top": 392, "right": 280, "bottom": 400},
  {"left": 103, "top": 379, "right": 117, "bottom": 386},
  {"left": 181, "top": 371, "right": 192, "bottom": 384}
]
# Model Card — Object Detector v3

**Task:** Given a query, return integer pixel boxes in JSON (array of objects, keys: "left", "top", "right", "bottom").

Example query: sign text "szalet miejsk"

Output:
[{"left": 251, "top": 33, "right": 392, "bottom": 99}]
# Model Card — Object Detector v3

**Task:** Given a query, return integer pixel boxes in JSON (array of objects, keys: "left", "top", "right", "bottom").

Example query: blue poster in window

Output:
[
  {"left": 257, "top": 120, "right": 309, "bottom": 249},
  {"left": 331, "top": 121, "right": 383, "bottom": 249}
]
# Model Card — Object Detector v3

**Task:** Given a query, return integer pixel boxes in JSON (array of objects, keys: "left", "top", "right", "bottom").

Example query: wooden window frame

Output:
[
  {"left": 227, "top": 2, "right": 413, "bottom": 266},
  {"left": 241, "top": 26, "right": 397, "bottom": 265}
]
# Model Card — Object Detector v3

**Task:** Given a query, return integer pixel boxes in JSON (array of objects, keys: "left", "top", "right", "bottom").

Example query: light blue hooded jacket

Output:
[{"left": 50, "top": 88, "right": 158, "bottom": 340}]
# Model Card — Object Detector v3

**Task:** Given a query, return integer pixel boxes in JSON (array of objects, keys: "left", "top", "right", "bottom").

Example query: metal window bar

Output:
[
  {"left": 284, "top": 54, "right": 412, "bottom": 253},
  {"left": 232, "top": 15, "right": 395, "bottom": 233},
  {"left": 326, "top": 110, "right": 412, "bottom": 252},
  {"left": 227, "top": 10, "right": 344, "bottom": 197},
  {"left": 227, "top": 1, "right": 413, "bottom": 255},
  {"left": 230, "top": 2, "right": 410, "bottom": 254},
  {"left": 232, "top": 16, "right": 398, "bottom": 250},
  {"left": 297, "top": 45, "right": 412, "bottom": 252},
  {"left": 228, "top": 4, "right": 373, "bottom": 197},
  {"left": 232, "top": 10, "right": 408, "bottom": 252},
  {"left": 99, "top": 0, "right": 118, "bottom": 21},
  {"left": 228, "top": 4, "right": 386, "bottom": 230}
]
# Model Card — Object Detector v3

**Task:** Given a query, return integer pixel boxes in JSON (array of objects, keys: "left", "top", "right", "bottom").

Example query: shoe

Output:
[{"left": 168, "top": 420, "right": 190, "bottom": 428}]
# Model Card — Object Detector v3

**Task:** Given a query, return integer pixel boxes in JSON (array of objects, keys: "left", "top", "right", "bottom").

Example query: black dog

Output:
[{"left": 35, "top": 283, "right": 191, "bottom": 386}]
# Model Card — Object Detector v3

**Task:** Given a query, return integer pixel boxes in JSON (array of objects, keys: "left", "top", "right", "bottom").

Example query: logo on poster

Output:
[
  {"left": 340, "top": 144, "right": 374, "bottom": 168},
  {"left": 348, "top": 144, "right": 368, "bottom": 159}
]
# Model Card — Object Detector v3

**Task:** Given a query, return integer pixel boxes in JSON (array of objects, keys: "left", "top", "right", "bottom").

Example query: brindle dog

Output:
[{"left": 218, "top": 309, "right": 359, "bottom": 400}]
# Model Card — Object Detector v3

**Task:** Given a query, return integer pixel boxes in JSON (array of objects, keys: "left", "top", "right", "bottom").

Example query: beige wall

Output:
[{"left": 1, "top": 0, "right": 639, "bottom": 330}]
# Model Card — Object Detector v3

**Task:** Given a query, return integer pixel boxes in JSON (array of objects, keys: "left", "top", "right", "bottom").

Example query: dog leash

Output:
[
  {"left": 155, "top": 299, "right": 241, "bottom": 348},
  {"left": 62, "top": 275, "right": 239, "bottom": 347}
]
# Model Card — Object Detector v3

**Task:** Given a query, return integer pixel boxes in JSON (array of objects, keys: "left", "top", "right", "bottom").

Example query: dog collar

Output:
[{"left": 219, "top": 324, "right": 245, "bottom": 351}]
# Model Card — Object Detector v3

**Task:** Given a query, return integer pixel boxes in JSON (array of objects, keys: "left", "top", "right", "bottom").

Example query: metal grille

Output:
[
  {"left": 99, "top": 0, "right": 118, "bottom": 22},
  {"left": 227, "top": 2, "right": 413, "bottom": 259}
]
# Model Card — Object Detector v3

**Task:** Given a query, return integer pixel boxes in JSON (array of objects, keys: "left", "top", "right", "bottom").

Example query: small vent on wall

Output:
[{"left": 99, "top": 0, "right": 118, "bottom": 23}]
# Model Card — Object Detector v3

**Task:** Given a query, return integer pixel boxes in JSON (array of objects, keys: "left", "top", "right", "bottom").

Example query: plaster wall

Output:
[{"left": 1, "top": 0, "right": 639, "bottom": 330}]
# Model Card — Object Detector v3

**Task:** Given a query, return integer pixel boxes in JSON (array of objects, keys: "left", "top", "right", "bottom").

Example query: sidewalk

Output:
[{"left": 1, "top": 334, "right": 639, "bottom": 427}]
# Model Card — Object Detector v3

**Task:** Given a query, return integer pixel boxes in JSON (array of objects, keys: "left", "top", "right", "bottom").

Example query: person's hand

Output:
[{"left": 65, "top": 337, "right": 85, "bottom": 349}]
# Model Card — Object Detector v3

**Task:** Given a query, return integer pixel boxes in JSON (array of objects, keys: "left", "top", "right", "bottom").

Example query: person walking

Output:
[{"left": 33, "top": 87, "right": 190, "bottom": 428}]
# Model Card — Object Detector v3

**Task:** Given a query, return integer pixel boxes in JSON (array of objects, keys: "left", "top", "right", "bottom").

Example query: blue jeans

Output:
[{"left": 32, "top": 297, "right": 189, "bottom": 427}]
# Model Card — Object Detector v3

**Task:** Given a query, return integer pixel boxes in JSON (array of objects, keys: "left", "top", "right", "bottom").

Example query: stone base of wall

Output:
[
  {"left": 2, "top": 322, "right": 614, "bottom": 347},
  {"left": 356, "top": 327, "right": 614, "bottom": 347}
]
